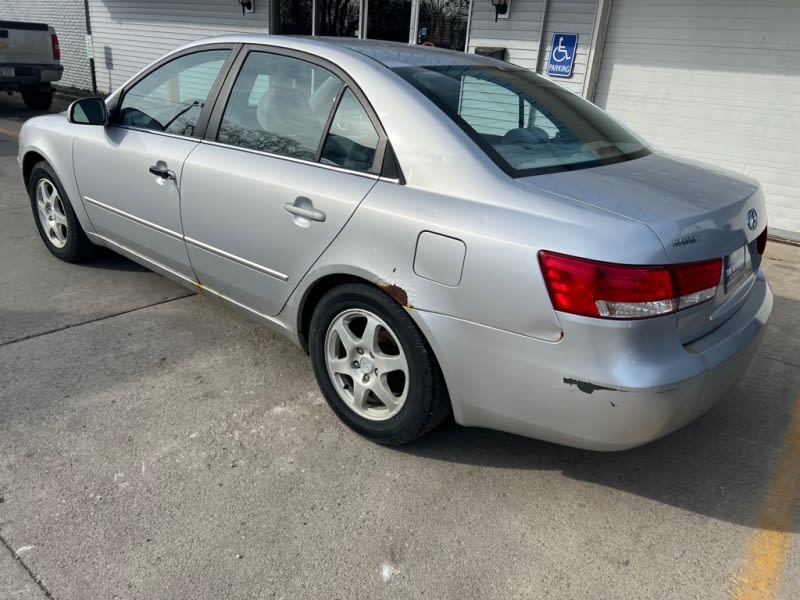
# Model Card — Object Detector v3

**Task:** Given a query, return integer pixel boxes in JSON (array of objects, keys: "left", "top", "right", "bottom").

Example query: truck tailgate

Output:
[{"left": 0, "top": 21, "right": 53, "bottom": 64}]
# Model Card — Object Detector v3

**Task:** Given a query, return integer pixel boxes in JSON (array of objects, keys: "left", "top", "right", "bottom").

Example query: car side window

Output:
[
  {"left": 117, "top": 49, "right": 230, "bottom": 137},
  {"left": 217, "top": 52, "right": 341, "bottom": 161},
  {"left": 320, "top": 89, "right": 379, "bottom": 173}
]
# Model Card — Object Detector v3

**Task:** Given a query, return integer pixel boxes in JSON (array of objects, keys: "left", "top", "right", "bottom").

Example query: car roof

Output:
[{"left": 182, "top": 34, "right": 511, "bottom": 70}]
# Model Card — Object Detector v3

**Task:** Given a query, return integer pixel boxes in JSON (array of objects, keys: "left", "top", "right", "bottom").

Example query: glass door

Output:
[
  {"left": 416, "top": 0, "right": 470, "bottom": 50},
  {"left": 317, "top": 0, "right": 362, "bottom": 36},
  {"left": 272, "top": 0, "right": 313, "bottom": 34},
  {"left": 366, "top": 0, "right": 413, "bottom": 42},
  {"left": 272, "top": 0, "right": 471, "bottom": 50}
]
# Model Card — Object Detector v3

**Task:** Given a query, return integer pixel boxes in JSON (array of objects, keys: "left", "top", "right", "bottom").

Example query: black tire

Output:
[
  {"left": 309, "top": 283, "right": 450, "bottom": 445},
  {"left": 28, "top": 161, "right": 95, "bottom": 262},
  {"left": 20, "top": 85, "right": 53, "bottom": 111}
]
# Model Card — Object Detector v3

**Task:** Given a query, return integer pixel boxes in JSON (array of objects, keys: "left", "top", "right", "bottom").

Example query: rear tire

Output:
[
  {"left": 28, "top": 161, "right": 95, "bottom": 262},
  {"left": 20, "top": 85, "right": 53, "bottom": 111},
  {"left": 309, "top": 283, "right": 450, "bottom": 445}
]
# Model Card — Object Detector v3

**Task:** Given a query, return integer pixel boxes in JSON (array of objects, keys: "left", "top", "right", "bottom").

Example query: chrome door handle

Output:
[
  {"left": 149, "top": 164, "right": 176, "bottom": 180},
  {"left": 284, "top": 200, "right": 326, "bottom": 222}
]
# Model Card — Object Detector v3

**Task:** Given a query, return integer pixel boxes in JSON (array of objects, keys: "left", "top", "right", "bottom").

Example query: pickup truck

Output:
[{"left": 0, "top": 20, "right": 63, "bottom": 110}]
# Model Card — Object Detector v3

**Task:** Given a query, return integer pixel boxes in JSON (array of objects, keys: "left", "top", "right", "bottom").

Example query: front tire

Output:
[
  {"left": 309, "top": 283, "right": 450, "bottom": 445},
  {"left": 28, "top": 161, "right": 95, "bottom": 262}
]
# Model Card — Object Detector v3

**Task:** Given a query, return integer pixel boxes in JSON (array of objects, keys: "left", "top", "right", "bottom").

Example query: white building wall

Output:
[
  {"left": 467, "top": 0, "right": 599, "bottom": 95},
  {"left": 468, "top": 0, "right": 546, "bottom": 71},
  {"left": 595, "top": 0, "right": 800, "bottom": 235},
  {"left": 538, "top": 0, "right": 597, "bottom": 94},
  {"left": 87, "top": 0, "right": 270, "bottom": 93},
  {"left": 0, "top": 0, "right": 93, "bottom": 90}
]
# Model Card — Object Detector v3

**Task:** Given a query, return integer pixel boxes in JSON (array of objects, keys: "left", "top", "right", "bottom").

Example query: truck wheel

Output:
[{"left": 21, "top": 85, "right": 53, "bottom": 111}]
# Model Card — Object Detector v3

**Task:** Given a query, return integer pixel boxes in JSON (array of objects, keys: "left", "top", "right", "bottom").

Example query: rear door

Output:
[
  {"left": 180, "top": 48, "right": 383, "bottom": 316},
  {"left": 73, "top": 46, "right": 233, "bottom": 277}
]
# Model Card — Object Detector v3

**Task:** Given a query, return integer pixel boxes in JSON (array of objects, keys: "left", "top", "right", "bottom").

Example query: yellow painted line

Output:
[
  {"left": 0, "top": 126, "right": 19, "bottom": 138},
  {"left": 733, "top": 390, "right": 800, "bottom": 600}
]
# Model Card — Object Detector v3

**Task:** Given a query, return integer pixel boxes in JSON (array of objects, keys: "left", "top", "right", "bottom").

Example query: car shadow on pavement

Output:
[
  {"left": 79, "top": 246, "right": 150, "bottom": 272},
  {"left": 398, "top": 292, "right": 800, "bottom": 533}
]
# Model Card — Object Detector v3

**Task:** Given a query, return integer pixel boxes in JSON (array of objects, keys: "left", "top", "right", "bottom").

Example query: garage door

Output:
[
  {"left": 88, "top": 0, "right": 268, "bottom": 94},
  {"left": 594, "top": 0, "right": 800, "bottom": 237}
]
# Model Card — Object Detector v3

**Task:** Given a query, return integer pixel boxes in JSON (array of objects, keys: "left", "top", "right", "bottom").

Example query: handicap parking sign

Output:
[{"left": 547, "top": 33, "right": 578, "bottom": 78}]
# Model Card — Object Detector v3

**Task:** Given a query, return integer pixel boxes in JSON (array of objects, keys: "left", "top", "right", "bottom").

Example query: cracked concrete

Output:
[{"left": 0, "top": 534, "right": 49, "bottom": 599}]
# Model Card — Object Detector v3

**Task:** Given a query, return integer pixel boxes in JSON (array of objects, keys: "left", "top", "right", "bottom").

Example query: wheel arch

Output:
[
  {"left": 20, "top": 142, "right": 97, "bottom": 238},
  {"left": 22, "top": 150, "right": 47, "bottom": 188},
  {"left": 295, "top": 272, "right": 420, "bottom": 351},
  {"left": 296, "top": 273, "right": 374, "bottom": 352}
]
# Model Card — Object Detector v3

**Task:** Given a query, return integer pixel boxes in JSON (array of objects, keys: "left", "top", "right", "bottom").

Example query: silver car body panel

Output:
[
  {"left": 519, "top": 152, "right": 768, "bottom": 344},
  {"left": 18, "top": 35, "right": 772, "bottom": 450},
  {"left": 410, "top": 272, "right": 772, "bottom": 450},
  {"left": 73, "top": 126, "right": 197, "bottom": 276},
  {"left": 180, "top": 141, "right": 378, "bottom": 317}
]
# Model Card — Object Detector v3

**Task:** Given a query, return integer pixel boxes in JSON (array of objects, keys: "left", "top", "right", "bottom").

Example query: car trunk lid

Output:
[{"left": 518, "top": 152, "right": 767, "bottom": 343}]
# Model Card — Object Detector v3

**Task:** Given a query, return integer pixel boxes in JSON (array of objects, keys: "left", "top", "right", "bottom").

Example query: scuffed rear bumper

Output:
[{"left": 411, "top": 272, "right": 772, "bottom": 451}]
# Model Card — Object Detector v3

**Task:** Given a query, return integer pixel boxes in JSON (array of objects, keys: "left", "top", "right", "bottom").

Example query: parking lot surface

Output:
[{"left": 1, "top": 93, "right": 799, "bottom": 600}]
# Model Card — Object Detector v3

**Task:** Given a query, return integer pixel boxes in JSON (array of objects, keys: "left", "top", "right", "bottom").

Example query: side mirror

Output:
[{"left": 68, "top": 97, "right": 108, "bottom": 125}]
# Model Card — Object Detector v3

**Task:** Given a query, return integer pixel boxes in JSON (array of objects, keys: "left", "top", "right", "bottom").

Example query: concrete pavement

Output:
[{"left": 1, "top": 92, "right": 799, "bottom": 600}]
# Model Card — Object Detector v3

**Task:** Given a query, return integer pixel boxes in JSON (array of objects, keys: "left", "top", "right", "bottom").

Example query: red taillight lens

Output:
[
  {"left": 538, "top": 251, "right": 722, "bottom": 320},
  {"left": 51, "top": 34, "right": 60, "bottom": 60},
  {"left": 757, "top": 227, "right": 768, "bottom": 255}
]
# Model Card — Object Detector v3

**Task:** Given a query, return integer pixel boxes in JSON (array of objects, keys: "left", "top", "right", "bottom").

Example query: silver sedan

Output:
[{"left": 18, "top": 36, "right": 772, "bottom": 450}]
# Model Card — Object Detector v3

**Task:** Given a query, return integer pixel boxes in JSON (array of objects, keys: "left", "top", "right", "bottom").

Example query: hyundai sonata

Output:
[{"left": 18, "top": 36, "right": 772, "bottom": 450}]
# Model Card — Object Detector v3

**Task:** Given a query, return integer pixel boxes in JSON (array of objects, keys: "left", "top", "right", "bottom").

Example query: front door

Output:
[
  {"left": 73, "top": 48, "right": 231, "bottom": 276},
  {"left": 180, "top": 49, "right": 382, "bottom": 317}
]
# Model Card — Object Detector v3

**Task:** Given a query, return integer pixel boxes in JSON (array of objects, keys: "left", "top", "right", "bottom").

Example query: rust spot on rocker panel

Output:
[
  {"left": 380, "top": 282, "right": 410, "bottom": 307},
  {"left": 563, "top": 377, "right": 624, "bottom": 395}
]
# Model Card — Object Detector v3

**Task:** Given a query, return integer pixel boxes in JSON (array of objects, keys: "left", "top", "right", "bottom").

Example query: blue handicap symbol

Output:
[{"left": 547, "top": 33, "right": 578, "bottom": 78}]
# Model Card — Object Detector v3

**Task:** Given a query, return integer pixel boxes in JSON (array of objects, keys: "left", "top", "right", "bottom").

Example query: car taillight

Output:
[
  {"left": 538, "top": 251, "right": 722, "bottom": 320},
  {"left": 757, "top": 227, "right": 768, "bottom": 255},
  {"left": 52, "top": 34, "right": 60, "bottom": 60}
]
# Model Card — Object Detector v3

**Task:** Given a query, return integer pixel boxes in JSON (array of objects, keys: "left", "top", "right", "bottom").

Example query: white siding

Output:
[
  {"left": 0, "top": 0, "right": 93, "bottom": 90},
  {"left": 467, "top": 0, "right": 598, "bottom": 94},
  {"left": 595, "top": 0, "right": 800, "bottom": 235},
  {"left": 538, "top": 0, "right": 597, "bottom": 94},
  {"left": 468, "top": 0, "right": 546, "bottom": 71},
  {"left": 87, "top": 0, "right": 270, "bottom": 93}
]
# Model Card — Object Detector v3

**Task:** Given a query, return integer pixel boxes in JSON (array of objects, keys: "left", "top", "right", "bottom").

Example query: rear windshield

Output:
[{"left": 393, "top": 65, "right": 650, "bottom": 177}]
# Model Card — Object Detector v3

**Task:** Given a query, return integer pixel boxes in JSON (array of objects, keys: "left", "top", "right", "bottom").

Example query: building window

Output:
[
  {"left": 317, "top": 0, "right": 361, "bottom": 36},
  {"left": 272, "top": 0, "right": 470, "bottom": 51},
  {"left": 417, "top": 0, "right": 470, "bottom": 51},
  {"left": 366, "top": 0, "right": 412, "bottom": 43},
  {"left": 272, "top": 0, "right": 312, "bottom": 35}
]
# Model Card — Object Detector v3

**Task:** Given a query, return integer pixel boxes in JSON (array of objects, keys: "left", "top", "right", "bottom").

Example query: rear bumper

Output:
[
  {"left": 0, "top": 63, "right": 62, "bottom": 90},
  {"left": 411, "top": 271, "right": 772, "bottom": 451}
]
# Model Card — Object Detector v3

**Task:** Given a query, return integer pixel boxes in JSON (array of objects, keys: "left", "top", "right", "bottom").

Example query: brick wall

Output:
[{"left": 0, "top": 0, "right": 93, "bottom": 91}]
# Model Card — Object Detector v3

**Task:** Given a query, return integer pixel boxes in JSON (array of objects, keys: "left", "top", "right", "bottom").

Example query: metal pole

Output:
[
  {"left": 82, "top": 0, "right": 97, "bottom": 94},
  {"left": 534, "top": 0, "right": 550, "bottom": 74}
]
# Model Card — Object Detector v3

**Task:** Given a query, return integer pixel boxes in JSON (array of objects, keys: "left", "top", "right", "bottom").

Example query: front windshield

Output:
[{"left": 394, "top": 65, "right": 650, "bottom": 177}]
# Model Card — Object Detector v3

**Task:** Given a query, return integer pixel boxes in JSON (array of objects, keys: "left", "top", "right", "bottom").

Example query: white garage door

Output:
[
  {"left": 594, "top": 0, "right": 800, "bottom": 237},
  {"left": 88, "top": 0, "right": 269, "bottom": 94}
]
